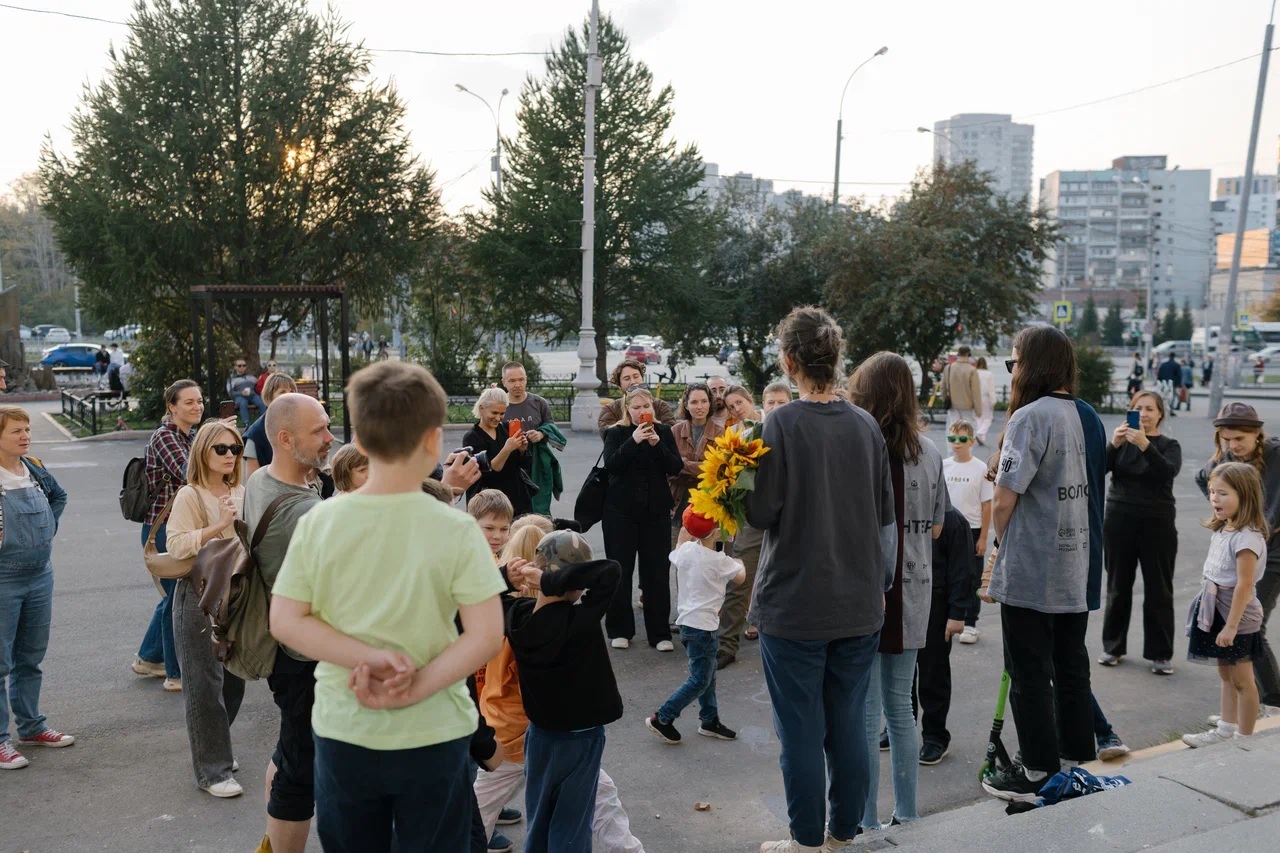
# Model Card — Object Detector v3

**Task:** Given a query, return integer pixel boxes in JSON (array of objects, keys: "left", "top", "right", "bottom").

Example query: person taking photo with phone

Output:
[
  {"left": 1099, "top": 391, "right": 1182, "bottom": 675},
  {"left": 463, "top": 388, "right": 532, "bottom": 517}
]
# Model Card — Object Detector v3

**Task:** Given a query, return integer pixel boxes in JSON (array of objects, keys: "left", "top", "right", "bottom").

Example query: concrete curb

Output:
[
  {"left": 40, "top": 411, "right": 75, "bottom": 441},
  {"left": 1080, "top": 711, "right": 1280, "bottom": 775}
]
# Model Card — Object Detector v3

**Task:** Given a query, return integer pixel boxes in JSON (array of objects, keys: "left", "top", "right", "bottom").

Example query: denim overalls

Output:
[{"left": 0, "top": 476, "right": 59, "bottom": 743}]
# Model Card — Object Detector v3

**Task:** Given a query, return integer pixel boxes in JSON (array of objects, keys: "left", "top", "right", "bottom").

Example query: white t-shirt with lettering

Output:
[
  {"left": 670, "top": 541, "right": 744, "bottom": 632},
  {"left": 943, "top": 455, "right": 993, "bottom": 529}
]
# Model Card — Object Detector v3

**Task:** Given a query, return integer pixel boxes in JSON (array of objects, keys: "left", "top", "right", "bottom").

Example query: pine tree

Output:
[
  {"left": 1077, "top": 294, "right": 1100, "bottom": 340},
  {"left": 1158, "top": 299, "right": 1179, "bottom": 344},
  {"left": 1101, "top": 301, "right": 1125, "bottom": 346},
  {"left": 1175, "top": 298, "right": 1195, "bottom": 341}
]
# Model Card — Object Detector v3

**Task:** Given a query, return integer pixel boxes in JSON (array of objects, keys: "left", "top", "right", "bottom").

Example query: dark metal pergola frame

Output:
[{"left": 189, "top": 284, "right": 351, "bottom": 442}]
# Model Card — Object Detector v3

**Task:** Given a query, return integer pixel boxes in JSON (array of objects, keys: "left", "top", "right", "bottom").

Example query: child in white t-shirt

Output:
[
  {"left": 644, "top": 508, "right": 745, "bottom": 745},
  {"left": 942, "top": 418, "right": 992, "bottom": 644}
]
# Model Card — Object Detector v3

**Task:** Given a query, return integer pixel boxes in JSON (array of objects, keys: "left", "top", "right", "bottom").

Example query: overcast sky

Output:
[{"left": 2, "top": 0, "right": 1278, "bottom": 213}]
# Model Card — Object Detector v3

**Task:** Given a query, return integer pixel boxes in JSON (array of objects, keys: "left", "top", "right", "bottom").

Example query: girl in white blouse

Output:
[{"left": 166, "top": 421, "right": 247, "bottom": 798}]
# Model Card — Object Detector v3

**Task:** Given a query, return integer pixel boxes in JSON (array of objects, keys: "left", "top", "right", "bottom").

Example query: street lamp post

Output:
[
  {"left": 916, "top": 125, "right": 958, "bottom": 160},
  {"left": 455, "top": 83, "right": 509, "bottom": 195},
  {"left": 832, "top": 46, "right": 887, "bottom": 210},
  {"left": 570, "top": 0, "right": 603, "bottom": 432}
]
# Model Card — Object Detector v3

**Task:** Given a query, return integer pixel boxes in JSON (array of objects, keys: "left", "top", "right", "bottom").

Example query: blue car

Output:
[{"left": 41, "top": 343, "right": 106, "bottom": 369}]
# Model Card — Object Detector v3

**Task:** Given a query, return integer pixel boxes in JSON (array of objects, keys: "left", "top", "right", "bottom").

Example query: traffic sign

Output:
[
  {"left": 1238, "top": 311, "right": 1251, "bottom": 329},
  {"left": 1053, "top": 301, "right": 1073, "bottom": 324}
]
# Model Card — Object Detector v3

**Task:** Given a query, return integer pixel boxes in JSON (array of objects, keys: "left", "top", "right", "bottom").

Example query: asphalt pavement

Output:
[{"left": 6, "top": 397, "right": 1278, "bottom": 852}]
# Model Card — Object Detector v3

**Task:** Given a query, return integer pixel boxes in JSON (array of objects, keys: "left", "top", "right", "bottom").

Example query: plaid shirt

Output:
[{"left": 145, "top": 422, "right": 192, "bottom": 525}]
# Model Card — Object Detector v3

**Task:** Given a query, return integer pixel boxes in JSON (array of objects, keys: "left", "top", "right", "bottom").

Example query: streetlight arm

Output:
[{"left": 838, "top": 46, "right": 888, "bottom": 122}]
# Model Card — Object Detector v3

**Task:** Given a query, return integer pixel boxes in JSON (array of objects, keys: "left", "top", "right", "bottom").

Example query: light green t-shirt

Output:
[{"left": 272, "top": 491, "right": 506, "bottom": 751}]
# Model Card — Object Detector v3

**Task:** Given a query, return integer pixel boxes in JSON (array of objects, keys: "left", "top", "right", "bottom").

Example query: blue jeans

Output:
[
  {"left": 759, "top": 631, "right": 880, "bottom": 847},
  {"left": 136, "top": 523, "right": 180, "bottom": 678},
  {"left": 863, "top": 650, "right": 920, "bottom": 829},
  {"left": 314, "top": 733, "right": 471, "bottom": 853},
  {"left": 0, "top": 563, "right": 54, "bottom": 743},
  {"left": 236, "top": 391, "right": 266, "bottom": 426},
  {"left": 524, "top": 723, "right": 606, "bottom": 853},
  {"left": 657, "top": 626, "right": 719, "bottom": 725}
]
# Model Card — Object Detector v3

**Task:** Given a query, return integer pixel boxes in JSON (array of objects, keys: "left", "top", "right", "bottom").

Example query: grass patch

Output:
[{"left": 51, "top": 414, "right": 95, "bottom": 439}]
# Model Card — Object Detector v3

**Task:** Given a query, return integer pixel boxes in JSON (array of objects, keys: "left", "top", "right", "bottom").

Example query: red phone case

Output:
[
  {"left": 508, "top": 421, "right": 523, "bottom": 438},
  {"left": 640, "top": 413, "right": 654, "bottom": 425}
]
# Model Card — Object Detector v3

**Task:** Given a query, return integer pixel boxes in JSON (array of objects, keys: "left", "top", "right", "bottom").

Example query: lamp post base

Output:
[{"left": 570, "top": 328, "right": 601, "bottom": 433}]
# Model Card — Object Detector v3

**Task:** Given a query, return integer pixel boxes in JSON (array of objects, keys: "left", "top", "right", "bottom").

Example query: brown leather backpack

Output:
[{"left": 190, "top": 494, "right": 292, "bottom": 680}]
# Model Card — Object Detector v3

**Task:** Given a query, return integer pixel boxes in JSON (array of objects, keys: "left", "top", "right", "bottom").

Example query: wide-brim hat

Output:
[{"left": 1213, "top": 401, "right": 1264, "bottom": 429}]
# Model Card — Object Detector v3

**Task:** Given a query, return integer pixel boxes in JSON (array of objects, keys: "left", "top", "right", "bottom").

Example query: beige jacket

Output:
[
  {"left": 942, "top": 360, "right": 983, "bottom": 416},
  {"left": 165, "top": 483, "right": 245, "bottom": 560}
]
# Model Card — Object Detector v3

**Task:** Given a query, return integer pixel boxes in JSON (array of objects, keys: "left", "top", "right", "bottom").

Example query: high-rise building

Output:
[
  {"left": 1040, "top": 155, "right": 1213, "bottom": 309},
  {"left": 1211, "top": 175, "right": 1277, "bottom": 233},
  {"left": 931, "top": 114, "right": 1034, "bottom": 202}
]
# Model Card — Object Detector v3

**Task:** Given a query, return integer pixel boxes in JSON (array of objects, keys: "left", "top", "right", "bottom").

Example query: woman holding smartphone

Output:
[
  {"left": 463, "top": 387, "right": 532, "bottom": 515},
  {"left": 603, "top": 388, "right": 683, "bottom": 651},
  {"left": 1100, "top": 391, "right": 1182, "bottom": 674}
]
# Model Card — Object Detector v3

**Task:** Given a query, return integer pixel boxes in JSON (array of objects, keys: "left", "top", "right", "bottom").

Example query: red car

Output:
[{"left": 625, "top": 344, "right": 662, "bottom": 364}]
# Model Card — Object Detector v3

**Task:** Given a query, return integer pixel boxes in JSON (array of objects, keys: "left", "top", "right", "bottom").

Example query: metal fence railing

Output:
[{"left": 60, "top": 389, "right": 130, "bottom": 435}]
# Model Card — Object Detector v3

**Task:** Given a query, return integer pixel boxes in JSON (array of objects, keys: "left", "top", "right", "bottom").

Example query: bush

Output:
[
  {"left": 1075, "top": 341, "right": 1114, "bottom": 408},
  {"left": 130, "top": 324, "right": 239, "bottom": 420}
]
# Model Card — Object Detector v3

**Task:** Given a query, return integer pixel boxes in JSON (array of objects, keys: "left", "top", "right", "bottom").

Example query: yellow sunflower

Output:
[{"left": 688, "top": 488, "right": 738, "bottom": 537}]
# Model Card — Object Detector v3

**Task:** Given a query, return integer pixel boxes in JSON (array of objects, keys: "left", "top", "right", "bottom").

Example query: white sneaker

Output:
[
  {"left": 1182, "top": 727, "right": 1233, "bottom": 748},
  {"left": 610, "top": 638, "right": 630, "bottom": 650},
  {"left": 202, "top": 778, "right": 244, "bottom": 798},
  {"left": 163, "top": 678, "right": 182, "bottom": 692},
  {"left": 958, "top": 626, "right": 979, "bottom": 645},
  {"left": 232, "top": 758, "right": 239, "bottom": 772},
  {"left": 656, "top": 640, "right": 675, "bottom": 652},
  {"left": 760, "top": 841, "right": 822, "bottom": 853},
  {"left": 823, "top": 833, "right": 857, "bottom": 852},
  {"left": 130, "top": 657, "right": 166, "bottom": 678}
]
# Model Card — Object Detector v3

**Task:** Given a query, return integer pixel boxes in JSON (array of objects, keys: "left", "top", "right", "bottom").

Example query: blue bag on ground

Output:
[{"left": 1038, "top": 766, "right": 1132, "bottom": 806}]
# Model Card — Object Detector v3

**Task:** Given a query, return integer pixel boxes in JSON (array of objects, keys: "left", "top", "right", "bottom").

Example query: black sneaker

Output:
[
  {"left": 879, "top": 728, "right": 889, "bottom": 751},
  {"left": 487, "top": 834, "right": 513, "bottom": 853},
  {"left": 919, "top": 741, "right": 948, "bottom": 765},
  {"left": 496, "top": 807, "right": 522, "bottom": 826},
  {"left": 981, "top": 764, "right": 1043, "bottom": 803},
  {"left": 698, "top": 718, "right": 737, "bottom": 740},
  {"left": 645, "top": 714, "right": 681, "bottom": 744}
]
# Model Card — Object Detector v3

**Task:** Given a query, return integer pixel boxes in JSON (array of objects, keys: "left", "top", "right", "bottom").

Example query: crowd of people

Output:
[{"left": 1, "top": 310, "right": 1278, "bottom": 853}]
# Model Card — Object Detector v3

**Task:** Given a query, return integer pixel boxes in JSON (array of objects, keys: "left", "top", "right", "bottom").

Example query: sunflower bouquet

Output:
[{"left": 687, "top": 422, "right": 771, "bottom": 537}]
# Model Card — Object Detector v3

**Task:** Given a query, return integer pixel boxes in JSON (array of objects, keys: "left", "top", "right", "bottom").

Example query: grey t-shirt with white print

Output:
[
  {"left": 989, "top": 394, "right": 1091, "bottom": 614},
  {"left": 901, "top": 437, "right": 949, "bottom": 648}
]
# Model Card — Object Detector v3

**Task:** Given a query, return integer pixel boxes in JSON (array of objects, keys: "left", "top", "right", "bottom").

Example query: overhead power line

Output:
[{"left": 0, "top": 2, "right": 550, "bottom": 56}]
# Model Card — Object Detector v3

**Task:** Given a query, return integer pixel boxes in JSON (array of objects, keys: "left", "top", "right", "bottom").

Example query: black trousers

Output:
[
  {"left": 1001, "top": 605, "right": 1094, "bottom": 773},
  {"left": 603, "top": 509, "right": 672, "bottom": 645},
  {"left": 1256, "top": 570, "right": 1280, "bottom": 706},
  {"left": 964, "top": 528, "right": 984, "bottom": 627},
  {"left": 1101, "top": 509, "right": 1177, "bottom": 661},
  {"left": 916, "top": 592, "right": 954, "bottom": 748}
]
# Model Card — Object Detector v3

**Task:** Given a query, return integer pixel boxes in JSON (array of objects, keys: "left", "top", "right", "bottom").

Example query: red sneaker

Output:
[
  {"left": 0, "top": 741, "right": 29, "bottom": 769},
  {"left": 18, "top": 729, "right": 75, "bottom": 748}
]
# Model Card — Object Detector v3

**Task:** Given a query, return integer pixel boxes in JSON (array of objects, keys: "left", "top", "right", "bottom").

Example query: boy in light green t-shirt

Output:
[{"left": 270, "top": 362, "right": 506, "bottom": 853}]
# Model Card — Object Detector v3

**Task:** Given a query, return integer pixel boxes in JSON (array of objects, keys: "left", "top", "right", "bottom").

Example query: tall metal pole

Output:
[
  {"left": 570, "top": 0, "right": 603, "bottom": 432},
  {"left": 1209, "top": 11, "right": 1273, "bottom": 417},
  {"left": 831, "top": 46, "right": 887, "bottom": 210}
]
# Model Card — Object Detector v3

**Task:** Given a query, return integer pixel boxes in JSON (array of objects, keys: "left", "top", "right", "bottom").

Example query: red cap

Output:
[{"left": 682, "top": 505, "right": 717, "bottom": 539}]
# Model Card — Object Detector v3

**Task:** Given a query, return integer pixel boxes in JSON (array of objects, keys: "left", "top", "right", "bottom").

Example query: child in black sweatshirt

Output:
[
  {"left": 916, "top": 507, "right": 975, "bottom": 765},
  {"left": 506, "top": 530, "right": 622, "bottom": 853}
]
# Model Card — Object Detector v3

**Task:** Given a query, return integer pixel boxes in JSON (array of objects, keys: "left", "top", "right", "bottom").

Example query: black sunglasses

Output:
[
  {"left": 212, "top": 443, "right": 244, "bottom": 457},
  {"left": 1005, "top": 359, "right": 1018, "bottom": 373}
]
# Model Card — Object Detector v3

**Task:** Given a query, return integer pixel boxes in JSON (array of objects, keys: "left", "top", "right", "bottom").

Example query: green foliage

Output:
[
  {"left": 404, "top": 221, "right": 490, "bottom": 395},
  {"left": 1075, "top": 341, "right": 1114, "bottom": 408},
  {"left": 130, "top": 325, "right": 239, "bottom": 420},
  {"left": 1077, "top": 295, "right": 1099, "bottom": 340},
  {"left": 1157, "top": 299, "right": 1179, "bottom": 344},
  {"left": 1264, "top": 290, "right": 1280, "bottom": 323},
  {"left": 0, "top": 175, "right": 81, "bottom": 330},
  {"left": 1102, "top": 301, "right": 1125, "bottom": 346},
  {"left": 823, "top": 160, "right": 1058, "bottom": 372},
  {"left": 466, "top": 14, "right": 717, "bottom": 386},
  {"left": 40, "top": 0, "right": 439, "bottom": 386},
  {"left": 1175, "top": 298, "right": 1195, "bottom": 341}
]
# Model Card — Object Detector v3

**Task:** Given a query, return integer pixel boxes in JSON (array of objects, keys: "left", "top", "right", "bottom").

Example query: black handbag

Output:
[{"left": 573, "top": 448, "right": 608, "bottom": 532}]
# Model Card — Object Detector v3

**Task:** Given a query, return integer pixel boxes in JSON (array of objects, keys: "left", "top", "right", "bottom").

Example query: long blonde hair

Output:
[
  {"left": 501, "top": 524, "right": 546, "bottom": 598},
  {"left": 1205, "top": 462, "right": 1270, "bottom": 538},
  {"left": 187, "top": 422, "right": 243, "bottom": 491}
]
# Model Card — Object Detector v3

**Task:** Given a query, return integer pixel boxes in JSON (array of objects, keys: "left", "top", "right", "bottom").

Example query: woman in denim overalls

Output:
[{"left": 0, "top": 405, "right": 70, "bottom": 771}]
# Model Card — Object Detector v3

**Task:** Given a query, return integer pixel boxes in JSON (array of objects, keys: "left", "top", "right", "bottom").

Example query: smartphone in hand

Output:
[
  {"left": 1125, "top": 410, "right": 1140, "bottom": 430},
  {"left": 219, "top": 400, "right": 237, "bottom": 420},
  {"left": 639, "top": 412, "right": 654, "bottom": 425},
  {"left": 508, "top": 420, "right": 523, "bottom": 439}
]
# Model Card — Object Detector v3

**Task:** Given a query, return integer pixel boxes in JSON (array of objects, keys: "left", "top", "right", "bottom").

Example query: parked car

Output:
[
  {"left": 1252, "top": 345, "right": 1280, "bottom": 364},
  {"left": 727, "top": 341, "right": 780, "bottom": 375},
  {"left": 625, "top": 344, "right": 662, "bottom": 365},
  {"left": 43, "top": 327, "right": 72, "bottom": 343},
  {"left": 31, "top": 324, "right": 57, "bottom": 339},
  {"left": 716, "top": 343, "right": 736, "bottom": 365},
  {"left": 41, "top": 342, "right": 104, "bottom": 368},
  {"left": 19, "top": 326, "right": 31, "bottom": 340},
  {"left": 606, "top": 335, "right": 628, "bottom": 351}
]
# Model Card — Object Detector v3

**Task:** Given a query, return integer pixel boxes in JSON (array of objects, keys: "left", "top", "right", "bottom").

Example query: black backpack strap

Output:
[{"left": 251, "top": 494, "right": 296, "bottom": 552}]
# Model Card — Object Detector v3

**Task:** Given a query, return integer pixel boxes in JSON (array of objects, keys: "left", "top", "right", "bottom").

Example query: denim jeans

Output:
[
  {"left": 172, "top": 577, "right": 244, "bottom": 788},
  {"left": 235, "top": 391, "right": 267, "bottom": 427},
  {"left": 314, "top": 733, "right": 471, "bottom": 853},
  {"left": 657, "top": 626, "right": 719, "bottom": 725},
  {"left": 0, "top": 563, "right": 54, "bottom": 743},
  {"left": 137, "top": 523, "right": 180, "bottom": 678},
  {"left": 863, "top": 650, "right": 920, "bottom": 829},
  {"left": 759, "top": 631, "right": 879, "bottom": 847},
  {"left": 524, "top": 723, "right": 606, "bottom": 853}
]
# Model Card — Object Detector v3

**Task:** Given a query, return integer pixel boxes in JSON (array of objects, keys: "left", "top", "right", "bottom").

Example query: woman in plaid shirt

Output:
[{"left": 132, "top": 380, "right": 204, "bottom": 692}]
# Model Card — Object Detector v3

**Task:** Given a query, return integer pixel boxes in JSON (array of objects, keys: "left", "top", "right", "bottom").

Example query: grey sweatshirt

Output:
[{"left": 745, "top": 399, "right": 898, "bottom": 641}]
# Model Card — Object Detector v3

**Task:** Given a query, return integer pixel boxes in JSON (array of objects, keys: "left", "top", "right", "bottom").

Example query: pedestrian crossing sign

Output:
[
  {"left": 1053, "top": 301, "right": 1072, "bottom": 323},
  {"left": 1238, "top": 312, "right": 1251, "bottom": 329}
]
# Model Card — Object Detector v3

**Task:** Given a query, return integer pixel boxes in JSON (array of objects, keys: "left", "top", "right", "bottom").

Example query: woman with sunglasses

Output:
[
  {"left": 1099, "top": 390, "right": 1182, "bottom": 675},
  {"left": 164, "top": 421, "right": 248, "bottom": 798}
]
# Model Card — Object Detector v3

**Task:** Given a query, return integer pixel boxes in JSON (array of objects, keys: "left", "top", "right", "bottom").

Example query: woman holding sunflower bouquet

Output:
[{"left": 603, "top": 387, "right": 684, "bottom": 651}]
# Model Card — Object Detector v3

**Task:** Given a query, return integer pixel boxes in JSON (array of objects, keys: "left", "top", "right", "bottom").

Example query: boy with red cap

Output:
[{"left": 645, "top": 507, "right": 746, "bottom": 744}]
